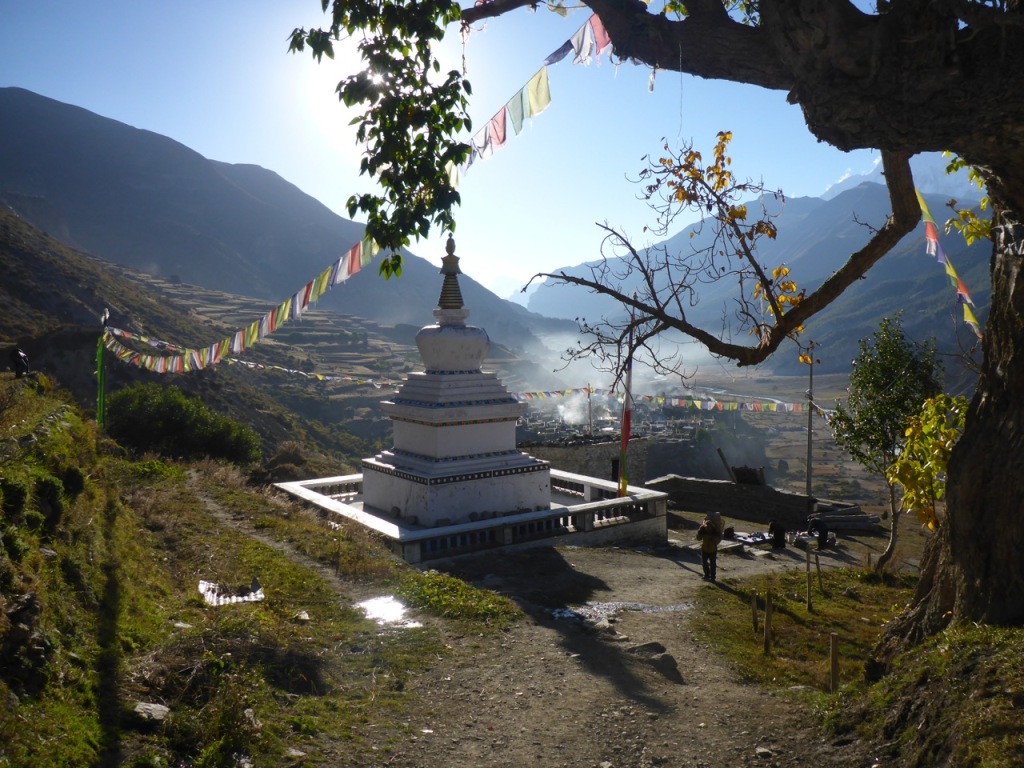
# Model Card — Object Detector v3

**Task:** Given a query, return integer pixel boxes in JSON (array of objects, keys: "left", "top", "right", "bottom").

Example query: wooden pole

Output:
[
  {"left": 751, "top": 591, "right": 759, "bottom": 633},
  {"left": 763, "top": 592, "right": 773, "bottom": 655},
  {"left": 806, "top": 547, "right": 813, "bottom": 612},
  {"left": 830, "top": 632, "right": 840, "bottom": 693}
]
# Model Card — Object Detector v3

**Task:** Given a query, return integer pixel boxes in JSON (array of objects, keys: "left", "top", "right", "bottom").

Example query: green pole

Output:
[
  {"left": 97, "top": 308, "right": 109, "bottom": 426},
  {"left": 96, "top": 332, "right": 105, "bottom": 426}
]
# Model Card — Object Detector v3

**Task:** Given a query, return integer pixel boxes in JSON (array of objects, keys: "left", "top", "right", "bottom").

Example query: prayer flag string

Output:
[
  {"left": 98, "top": 330, "right": 828, "bottom": 415},
  {"left": 916, "top": 189, "right": 983, "bottom": 339},
  {"left": 102, "top": 235, "right": 379, "bottom": 374},
  {"left": 455, "top": 13, "right": 613, "bottom": 185}
]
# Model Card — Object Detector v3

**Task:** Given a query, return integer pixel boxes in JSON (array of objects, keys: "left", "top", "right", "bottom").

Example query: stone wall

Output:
[
  {"left": 526, "top": 439, "right": 648, "bottom": 487},
  {"left": 525, "top": 433, "right": 767, "bottom": 486},
  {"left": 646, "top": 474, "right": 812, "bottom": 528}
]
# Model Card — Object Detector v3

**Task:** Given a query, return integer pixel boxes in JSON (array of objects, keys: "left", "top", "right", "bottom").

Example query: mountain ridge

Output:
[
  {"left": 0, "top": 86, "right": 989, "bottom": 389},
  {"left": 0, "top": 86, "right": 575, "bottom": 362}
]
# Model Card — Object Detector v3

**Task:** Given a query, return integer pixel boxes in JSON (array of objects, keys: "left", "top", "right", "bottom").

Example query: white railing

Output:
[{"left": 275, "top": 469, "right": 667, "bottom": 563}]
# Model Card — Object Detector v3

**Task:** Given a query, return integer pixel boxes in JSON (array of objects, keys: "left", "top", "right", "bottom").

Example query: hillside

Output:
[
  {"left": 0, "top": 374, "right": 523, "bottom": 765},
  {"left": 1, "top": 86, "right": 986, "bottom": 394},
  {"left": 2, "top": 376, "right": 1021, "bottom": 767},
  {"left": 0, "top": 86, "right": 576, "bottom": 360},
  {"left": 0, "top": 206, "right": 575, "bottom": 467}
]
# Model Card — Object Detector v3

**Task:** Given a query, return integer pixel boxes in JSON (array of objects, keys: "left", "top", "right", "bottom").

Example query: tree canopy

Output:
[{"left": 831, "top": 315, "right": 942, "bottom": 481}]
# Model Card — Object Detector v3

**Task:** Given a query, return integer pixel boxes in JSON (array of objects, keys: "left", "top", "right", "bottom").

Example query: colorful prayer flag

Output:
[{"left": 526, "top": 67, "right": 551, "bottom": 116}]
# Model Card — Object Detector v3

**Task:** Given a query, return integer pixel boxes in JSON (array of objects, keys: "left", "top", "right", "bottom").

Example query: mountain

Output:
[
  {"left": 524, "top": 179, "right": 989, "bottom": 384},
  {"left": 0, "top": 86, "right": 988, "bottom": 393},
  {"left": 821, "top": 152, "right": 974, "bottom": 201},
  {"left": 1, "top": 202, "right": 582, "bottom": 467},
  {"left": 0, "top": 87, "right": 574, "bottom": 357}
]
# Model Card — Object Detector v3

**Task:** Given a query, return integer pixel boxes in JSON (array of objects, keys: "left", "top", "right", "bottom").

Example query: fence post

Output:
[
  {"left": 763, "top": 592, "right": 773, "bottom": 655},
  {"left": 751, "top": 591, "right": 759, "bottom": 633},
  {"left": 806, "top": 548, "right": 813, "bottom": 612},
  {"left": 830, "top": 632, "right": 840, "bottom": 693}
]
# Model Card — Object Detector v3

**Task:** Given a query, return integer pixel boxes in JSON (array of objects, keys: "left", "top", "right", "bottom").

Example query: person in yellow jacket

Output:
[{"left": 696, "top": 511, "right": 724, "bottom": 582}]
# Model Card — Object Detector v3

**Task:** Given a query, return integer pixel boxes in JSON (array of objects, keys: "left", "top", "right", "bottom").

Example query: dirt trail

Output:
[
  {"left": 190, "top": 471, "right": 885, "bottom": 767},
  {"left": 372, "top": 543, "right": 885, "bottom": 768}
]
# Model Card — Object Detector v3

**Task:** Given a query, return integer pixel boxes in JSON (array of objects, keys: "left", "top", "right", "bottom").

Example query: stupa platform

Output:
[{"left": 275, "top": 469, "right": 668, "bottom": 564}]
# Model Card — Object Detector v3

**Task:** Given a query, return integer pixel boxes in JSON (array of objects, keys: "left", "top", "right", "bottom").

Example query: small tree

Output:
[
  {"left": 887, "top": 394, "right": 968, "bottom": 533},
  {"left": 830, "top": 315, "right": 942, "bottom": 572}
]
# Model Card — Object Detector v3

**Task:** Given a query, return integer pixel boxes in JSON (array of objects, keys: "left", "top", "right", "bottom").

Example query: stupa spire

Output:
[{"left": 437, "top": 235, "right": 464, "bottom": 311}]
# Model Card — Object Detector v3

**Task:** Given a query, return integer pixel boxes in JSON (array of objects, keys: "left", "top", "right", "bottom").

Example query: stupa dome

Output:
[{"left": 415, "top": 236, "right": 489, "bottom": 371}]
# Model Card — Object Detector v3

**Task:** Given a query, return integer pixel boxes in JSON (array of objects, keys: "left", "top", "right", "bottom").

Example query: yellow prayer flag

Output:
[
  {"left": 527, "top": 67, "right": 551, "bottom": 117},
  {"left": 316, "top": 265, "right": 332, "bottom": 298}
]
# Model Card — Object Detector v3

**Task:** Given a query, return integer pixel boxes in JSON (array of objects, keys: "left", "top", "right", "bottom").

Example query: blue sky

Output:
[{"left": 0, "top": 1, "right": 881, "bottom": 297}]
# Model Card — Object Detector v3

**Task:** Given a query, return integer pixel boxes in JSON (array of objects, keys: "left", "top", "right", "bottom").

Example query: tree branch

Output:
[
  {"left": 461, "top": 0, "right": 789, "bottom": 90},
  {"left": 534, "top": 150, "right": 919, "bottom": 369},
  {"left": 460, "top": 0, "right": 540, "bottom": 26}
]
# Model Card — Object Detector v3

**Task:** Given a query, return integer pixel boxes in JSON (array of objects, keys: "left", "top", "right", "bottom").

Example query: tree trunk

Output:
[
  {"left": 874, "top": 482, "right": 900, "bottom": 573},
  {"left": 878, "top": 198, "right": 1024, "bottom": 660}
]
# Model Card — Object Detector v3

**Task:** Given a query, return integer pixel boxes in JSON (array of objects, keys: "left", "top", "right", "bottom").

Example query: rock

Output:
[
  {"left": 134, "top": 702, "right": 170, "bottom": 722},
  {"left": 755, "top": 746, "right": 774, "bottom": 759},
  {"left": 293, "top": 610, "right": 311, "bottom": 623},
  {"left": 648, "top": 653, "right": 684, "bottom": 684},
  {"left": 627, "top": 641, "right": 667, "bottom": 657},
  {"left": 625, "top": 642, "right": 683, "bottom": 683}
]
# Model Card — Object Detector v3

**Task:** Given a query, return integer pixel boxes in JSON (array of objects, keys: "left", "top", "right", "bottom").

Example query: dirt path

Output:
[
  {"left": 190, "top": 471, "right": 885, "bottom": 766},
  {"left": 372, "top": 543, "right": 885, "bottom": 768}
]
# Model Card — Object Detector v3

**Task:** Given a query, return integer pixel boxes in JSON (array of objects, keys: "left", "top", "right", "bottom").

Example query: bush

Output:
[
  {"left": 34, "top": 474, "right": 65, "bottom": 532},
  {"left": 1, "top": 525, "right": 30, "bottom": 563},
  {"left": 0, "top": 477, "right": 29, "bottom": 521},
  {"left": 106, "top": 383, "right": 261, "bottom": 464}
]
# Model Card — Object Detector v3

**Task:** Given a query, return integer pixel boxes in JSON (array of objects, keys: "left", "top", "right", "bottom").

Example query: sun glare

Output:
[{"left": 299, "top": 40, "right": 365, "bottom": 160}]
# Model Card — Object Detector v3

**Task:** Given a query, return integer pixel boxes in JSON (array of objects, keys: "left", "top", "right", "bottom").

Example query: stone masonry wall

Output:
[
  {"left": 645, "top": 474, "right": 811, "bottom": 528},
  {"left": 526, "top": 439, "right": 648, "bottom": 488}
]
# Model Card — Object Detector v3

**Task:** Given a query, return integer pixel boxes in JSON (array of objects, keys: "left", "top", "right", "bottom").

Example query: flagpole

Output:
[
  {"left": 618, "top": 306, "right": 636, "bottom": 497},
  {"left": 97, "top": 308, "right": 109, "bottom": 426}
]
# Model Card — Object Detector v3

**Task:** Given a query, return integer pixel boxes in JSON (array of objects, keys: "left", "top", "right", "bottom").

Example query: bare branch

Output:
[{"left": 536, "top": 148, "right": 919, "bottom": 374}]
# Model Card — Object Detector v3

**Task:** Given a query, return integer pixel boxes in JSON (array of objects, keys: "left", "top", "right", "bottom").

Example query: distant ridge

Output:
[
  {"left": 0, "top": 86, "right": 987, "bottom": 390},
  {"left": 0, "top": 86, "right": 574, "bottom": 359},
  {"left": 524, "top": 180, "right": 989, "bottom": 382}
]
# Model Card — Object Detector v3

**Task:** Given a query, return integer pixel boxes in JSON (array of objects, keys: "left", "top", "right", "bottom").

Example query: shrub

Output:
[
  {"left": 34, "top": 474, "right": 65, "bottom": 532},
  {"left": 0, "top": 477, "right": 29, "bottom": 521},
  {"left": 1, "top": 525, "right": 30, "bottom": 563},
  {"left": 106, "top": 384, "right": 261, "bottom": 464}
]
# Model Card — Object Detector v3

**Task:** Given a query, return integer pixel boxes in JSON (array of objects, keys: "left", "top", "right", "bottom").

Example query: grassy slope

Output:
[
  {"left": 0, "top": 374, "right": 517, "bottom": 767},
  {"left": 2, "top": 370, "right": 1021, "bottom": 766},
  {"left": 690, "top": 564, "right": 1024, "bottom": 767}
]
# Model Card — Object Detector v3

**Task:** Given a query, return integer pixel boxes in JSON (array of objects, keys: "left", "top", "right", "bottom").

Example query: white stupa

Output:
[
  {"left": 276, "top": 238, "right": 668, "bottom": 564},
  {"left": 360, "top": 237, "right": 551, "bottom": 526}
]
